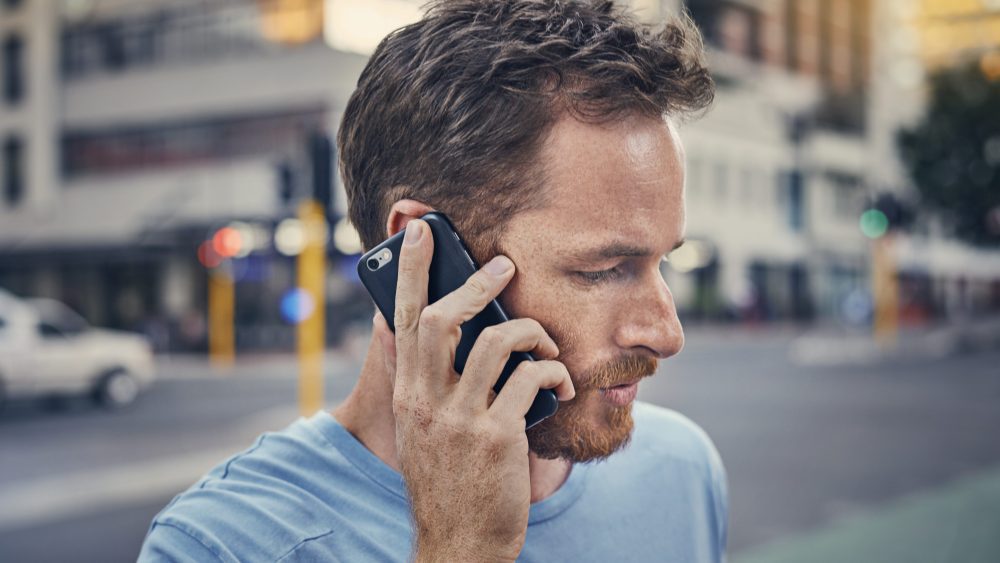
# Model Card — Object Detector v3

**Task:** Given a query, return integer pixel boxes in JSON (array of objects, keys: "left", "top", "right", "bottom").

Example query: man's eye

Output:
[{"left": 577, "top": 267, "right": 622, "bottom": 283}]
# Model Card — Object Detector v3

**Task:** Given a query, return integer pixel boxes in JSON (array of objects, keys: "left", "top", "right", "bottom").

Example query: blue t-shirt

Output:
[{"left": 139, "top": 402, "right": 728, "bottom": 562}]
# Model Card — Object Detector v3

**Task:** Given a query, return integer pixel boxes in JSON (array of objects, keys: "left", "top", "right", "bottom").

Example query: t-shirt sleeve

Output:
[
  {"left": 138, "top": 521, "right": 224, "bottom": 563},
  {"left": 710, "top": 452, "right": 730, "bottom": 561},
  {"left": 696, "top": 425, "right": 729, "bottom": 562}
]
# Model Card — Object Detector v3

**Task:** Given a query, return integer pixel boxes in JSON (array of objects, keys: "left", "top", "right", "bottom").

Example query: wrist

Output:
[{"left": 414, "top": 539, "right": 517, "bottom": 563}]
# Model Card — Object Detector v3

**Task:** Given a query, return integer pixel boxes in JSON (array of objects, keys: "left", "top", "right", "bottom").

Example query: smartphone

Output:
[{"left": 356, "top": 212, "right": 558, "bottom": 429}]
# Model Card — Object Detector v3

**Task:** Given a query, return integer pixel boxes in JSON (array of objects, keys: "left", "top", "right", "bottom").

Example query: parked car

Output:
[{"left": 0, "top": 288, "right": 155, "bottom": 409}]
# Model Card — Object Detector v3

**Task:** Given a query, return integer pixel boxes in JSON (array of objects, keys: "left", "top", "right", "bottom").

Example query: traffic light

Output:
[
  {"left": 861, "top": 193, "right": 913, "bottom": 239},
  {"left": 309, "top": 131, "right": 335, "bottom": 227}
]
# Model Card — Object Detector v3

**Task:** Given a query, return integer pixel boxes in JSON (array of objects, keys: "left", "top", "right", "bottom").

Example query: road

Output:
[{"left": 1, "top": 328, "right": 998, "bottom": 562}]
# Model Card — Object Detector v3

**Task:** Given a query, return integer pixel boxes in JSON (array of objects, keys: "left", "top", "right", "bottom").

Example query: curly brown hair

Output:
[{"left": 338, "top": 0, "right": 714, "bottom": 262}]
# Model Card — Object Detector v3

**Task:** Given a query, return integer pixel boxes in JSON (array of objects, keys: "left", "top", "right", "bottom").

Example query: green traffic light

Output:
[{"left": 860, "top": 209, "right": 889, "bottom": 239}]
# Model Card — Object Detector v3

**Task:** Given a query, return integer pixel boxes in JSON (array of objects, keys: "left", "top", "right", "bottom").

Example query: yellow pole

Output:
[
  {"left": 208, "top": 268, "right": 235, "bottom": 370},
  {"left": 297, "top": 200, "right": 326, "bottom": 415},
  {"left": 872, "top": 234, "right": 899, "bottom": 349}
]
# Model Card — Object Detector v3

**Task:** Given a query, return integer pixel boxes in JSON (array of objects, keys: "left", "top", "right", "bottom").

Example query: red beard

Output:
[{"left": 527, "top": 355, "right": 657, "bottom": 462}]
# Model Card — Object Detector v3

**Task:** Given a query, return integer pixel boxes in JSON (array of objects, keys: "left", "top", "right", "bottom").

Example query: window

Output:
[
  {"left": 3, "top": 34, "right": 25, "bottom": 105},
  {"left": 62, "top": 109, "right": 325, "bottom": 177},
  {"left": 3, "top": 136, "right": 24, "bottom": 206},
  {"left": 38, "top": 321, "right": 65, "bottom": 339},
  {"left": 688, "top": 0, "right": 721, "bottom": 47},
  {"left": 717, "top": 4, "right": 762, "bottom": 61},
  {"left": 61, "top": 3, "right": 281, "bottom": 79},
  {"left": 783, "top": 170, "right": 805, "bottom": 232},
  {"left": 784, "top": 0, "right": 798, "bottom": 72},
  {"left": 826, "top": 171, "right": 861, "bottom": 219}
]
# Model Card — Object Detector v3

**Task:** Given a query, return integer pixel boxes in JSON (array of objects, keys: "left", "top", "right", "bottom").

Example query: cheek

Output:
[
  {"left": 500, "top": 272, "right": 563, "bottom": 335},
  {"left": 501, "top": 272, "right": 618, "bottom": 375}
]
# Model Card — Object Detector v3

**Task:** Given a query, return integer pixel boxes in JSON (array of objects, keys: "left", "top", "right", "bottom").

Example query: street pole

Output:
[
  {"left": 208, "top": 267, "right": 235, "bottom": 369},
  {"left": 872, "top": 233, "right": 899, "bottom": 348},
  {"left": 297, "top": 200, "right": 326, "bottom": 415}
]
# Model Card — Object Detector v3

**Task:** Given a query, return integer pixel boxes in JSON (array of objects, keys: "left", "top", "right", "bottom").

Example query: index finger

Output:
[{"left": 393, "top": 219, "right": 433, "bottom": 381}]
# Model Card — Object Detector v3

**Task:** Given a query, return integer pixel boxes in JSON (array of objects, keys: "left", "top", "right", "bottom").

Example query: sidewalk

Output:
[
  {"left": 154, "top": 327, "right": 372, "bottom": 380},
  {"left": 733, "top": 465, "right": 1000, "bottom": 563},
  {"left": 788, "top": 317, "right": 1000, "bottom": 367}
]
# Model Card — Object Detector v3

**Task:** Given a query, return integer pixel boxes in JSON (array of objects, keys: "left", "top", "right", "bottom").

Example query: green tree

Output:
[{"left": 897, "top": 60, "right": 1000, "bottom": 247}]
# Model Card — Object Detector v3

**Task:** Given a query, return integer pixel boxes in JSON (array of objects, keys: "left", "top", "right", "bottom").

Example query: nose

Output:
[{"left": 613, "top": 272, "right": 685, "bottom": 360}]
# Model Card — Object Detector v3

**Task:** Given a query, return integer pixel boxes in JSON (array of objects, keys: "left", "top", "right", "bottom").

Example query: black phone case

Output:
[{"left": 356, "top": 212, "right": 558, "bottom": 429}]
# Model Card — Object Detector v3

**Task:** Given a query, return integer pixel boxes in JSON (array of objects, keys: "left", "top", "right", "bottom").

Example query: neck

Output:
[{"left": 332, "top": 335, "right": 572, "bottom": 502}]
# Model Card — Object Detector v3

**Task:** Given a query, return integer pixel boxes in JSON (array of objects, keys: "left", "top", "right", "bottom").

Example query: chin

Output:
[{"left": 526, "top": 390, "right": 636, "bottom": 463}]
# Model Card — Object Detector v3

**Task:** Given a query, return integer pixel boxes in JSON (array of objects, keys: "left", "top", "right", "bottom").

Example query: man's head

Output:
[{"left": 339, "top": 0, "right": 714, "bottom": 462}]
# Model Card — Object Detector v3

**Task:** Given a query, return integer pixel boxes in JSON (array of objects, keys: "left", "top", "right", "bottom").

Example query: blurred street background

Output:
[{"left": 1, "top": 0, "right": 998, "bottom": 561}]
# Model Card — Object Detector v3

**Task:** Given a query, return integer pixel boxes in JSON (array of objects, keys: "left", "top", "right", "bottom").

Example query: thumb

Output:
[{"left": 373, "top": 310, "right": 397, "bottom": 371}]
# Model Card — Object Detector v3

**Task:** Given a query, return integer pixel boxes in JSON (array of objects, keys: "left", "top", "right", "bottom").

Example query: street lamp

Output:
[{"left": 260, "top": 0, "right": 324, "bottom": 45}]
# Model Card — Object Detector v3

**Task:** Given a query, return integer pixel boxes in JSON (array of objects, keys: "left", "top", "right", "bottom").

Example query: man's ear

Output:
[{"left": 386, "top": 199, "right": 436, "bottom": 238}]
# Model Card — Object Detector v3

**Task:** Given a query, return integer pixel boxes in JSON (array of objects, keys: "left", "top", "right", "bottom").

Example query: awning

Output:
[{"left": 0, "top": 159, "right": 279, "bottom": 252}]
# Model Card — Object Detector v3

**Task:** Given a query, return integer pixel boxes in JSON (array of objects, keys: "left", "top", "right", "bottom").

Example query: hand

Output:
[{"left": 372, "top": 218, "right": 575, "bottom": 562}]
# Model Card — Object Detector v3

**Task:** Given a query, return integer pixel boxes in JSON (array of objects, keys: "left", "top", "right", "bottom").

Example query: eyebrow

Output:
[{"left": 568, "top": 238, "right": 686, "bottom": 262}]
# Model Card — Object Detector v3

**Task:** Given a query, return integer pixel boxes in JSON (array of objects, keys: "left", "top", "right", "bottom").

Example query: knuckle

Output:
[
  {"left": 541, "top": 360, "right": 565, "bottom": 380},
  {"left": 468, "top": 420, "right": 492, "bottom": 443},
  {"left": 522, "top": 317, "right": 544, "bottom": 334},
  {"left": 478, "top": 325, "right": 507, "bottom": 348},
  {"left": 513, "top": 360, "right": 537, "bottom": 379},
  {"left": 559, "top": 362, "right": 571, "bottom": 380},
  {"left": 418, "top": 306, "right": 445, "bottom": 331},
  {"left": 394, "top": 302, "right": 421, "bottom": 329},
  {"left": 464, "top": 273, "right": 493, "bottom": 298}
]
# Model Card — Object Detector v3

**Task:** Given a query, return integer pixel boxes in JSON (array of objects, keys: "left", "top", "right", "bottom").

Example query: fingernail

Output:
[
  {"left": 484, "top": 256, "right": 513, "bottom": 276},
  {"left": 404, "top": 221, "right": 423, "bottom": 245}
]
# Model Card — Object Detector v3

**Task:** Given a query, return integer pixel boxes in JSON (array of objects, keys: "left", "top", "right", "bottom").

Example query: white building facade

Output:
[{"left": 668, "top": 0, "right": 1000, "bottom": 323}]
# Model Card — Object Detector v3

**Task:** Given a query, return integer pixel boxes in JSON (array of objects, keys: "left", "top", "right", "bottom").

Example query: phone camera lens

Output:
[{"left": 366, "top": 258, "right": 380, "bottom": 271}]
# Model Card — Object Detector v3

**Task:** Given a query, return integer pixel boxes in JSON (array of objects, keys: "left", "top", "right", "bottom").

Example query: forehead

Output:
[{"left": 508, "top": 114, "right": 686, "bottom": 254}]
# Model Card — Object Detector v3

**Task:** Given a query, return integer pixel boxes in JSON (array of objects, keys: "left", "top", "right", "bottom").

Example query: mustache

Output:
[{"left": 580, "top": 355, "right": 658, "bottom": 390}]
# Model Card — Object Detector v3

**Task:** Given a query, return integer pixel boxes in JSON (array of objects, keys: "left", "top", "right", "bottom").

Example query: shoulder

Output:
[
  {"left": 622, "top": 402, "right": 726, "bottom": 494},
  {"left": 616, "top": 402, "right": 729, "bottom": 552},
  {"left": 139, "top": 415, "right": 345, "bottom": 562},
  {"left": 630, "top": 401, "right": 725, "bottom": 478}
]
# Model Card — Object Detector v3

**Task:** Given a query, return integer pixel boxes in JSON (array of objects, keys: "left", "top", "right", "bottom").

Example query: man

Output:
[{"left": 140, "top": 1, "right": 725, "bottom": 561}]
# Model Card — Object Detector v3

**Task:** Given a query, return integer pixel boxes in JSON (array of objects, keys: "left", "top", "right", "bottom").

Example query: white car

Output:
[{"left": 0, "top": 288, "right": 155, "bottom": 408}]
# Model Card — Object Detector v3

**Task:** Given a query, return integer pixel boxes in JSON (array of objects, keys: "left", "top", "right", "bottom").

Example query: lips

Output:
[
  {"left": 603, "top": 378, "right": 642, "bottom": 389},
  {"left": 599, "top": 381, "right": 639, "bottom": 406},
  {"left": 584, "top": 356, "right": 657, "bottom": 407}
]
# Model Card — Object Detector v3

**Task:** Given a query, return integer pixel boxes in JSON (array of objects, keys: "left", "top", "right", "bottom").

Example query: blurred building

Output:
[
  {"left": 671, "top": 0, "right": 874, "bottom": 323},
  {"left": 664, "top": 0, "right": 1000, "bottom": 324},
  {"left": 1, "top": 0, "right": 998, "bottom": 353},
  {"left": 869, "top": 0, "right": 1000, "bottom": 324},
  {"left": 0, "top": 0, "right": 370, "bottom": 351}
]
